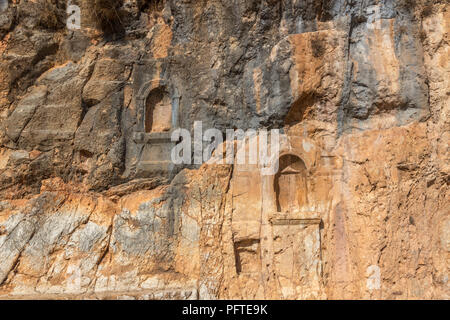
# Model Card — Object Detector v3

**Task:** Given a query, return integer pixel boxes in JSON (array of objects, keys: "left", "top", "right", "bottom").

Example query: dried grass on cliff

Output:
[
  {"left": 81, "top": 0, "right": 124, "bottom": 33},
  {"left": 81, "top": 0, "right": 165, "bottom": 34}
]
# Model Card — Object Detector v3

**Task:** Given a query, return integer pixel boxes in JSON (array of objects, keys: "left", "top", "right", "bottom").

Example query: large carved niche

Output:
[
  {"left": 274, "top": 154, "right": 308, "bottom": 213},
  {"left": 145, "top": 88, "right": 172, "bottom": 133},
  {"left": 270, "top": 155, "right": 322, "bottom": 299},
  {"left": 133, "top": 84, "right": 179, "bottom": 178}
]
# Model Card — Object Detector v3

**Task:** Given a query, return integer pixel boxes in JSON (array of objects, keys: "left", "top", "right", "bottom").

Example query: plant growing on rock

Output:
[
  {"left": 84, "top": 0, "right": 124, "bottom": 34},
  {"left": 36, "top": 0, "right": 66, "bottom": 30},
  {"left": 138, "top": 0, "right": 165, "bottom": 12}
]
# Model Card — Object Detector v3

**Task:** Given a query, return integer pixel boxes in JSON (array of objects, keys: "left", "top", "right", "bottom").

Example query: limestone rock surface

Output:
[{"left": 0, "top": 0, "right": 448, "bottom": 299}]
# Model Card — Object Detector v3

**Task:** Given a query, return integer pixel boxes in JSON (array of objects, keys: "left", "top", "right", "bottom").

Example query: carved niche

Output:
[
  {"left": 133, "top": 80, "right": 180, "bottom": 177},
  {"left": 145, "top": 88, "right": 172, "bottom": 133},
  {"left": 269, "top": 153, "right": 322, "bottom": 299},
  {"left": 274, "top": 154, "right": 308, "bottom": 213},
  {"left": 230, "top": 134, "right": 329, "bottom": 298}
]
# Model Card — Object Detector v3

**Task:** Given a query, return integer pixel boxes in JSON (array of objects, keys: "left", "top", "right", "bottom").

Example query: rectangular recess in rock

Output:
[
  {"left": 233, "top": 239, "right": 261, "bottom": 275},
  {"left": 271, "top": 212, "right": 322, "bottom": 299}
]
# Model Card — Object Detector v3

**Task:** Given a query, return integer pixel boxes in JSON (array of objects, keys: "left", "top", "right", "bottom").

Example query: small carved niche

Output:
[
  {"left": 234, "top": 239, "right": 261, "bottom": 275},
  {"left": 145, "top": 88, "right": 172, "bottom": 133},
  {"left": 274, "top": 154, "right": 308, "bottom": 213}
]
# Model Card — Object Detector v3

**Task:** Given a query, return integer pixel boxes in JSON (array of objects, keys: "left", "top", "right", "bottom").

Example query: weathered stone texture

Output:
[{"left": 0, "top": 0, "right": 448, "bottom": 299}]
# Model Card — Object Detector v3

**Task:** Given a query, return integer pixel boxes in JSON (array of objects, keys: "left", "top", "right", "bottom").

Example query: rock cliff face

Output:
[{"left": 0, "top": 0, "right": 448, "bottom": 299}]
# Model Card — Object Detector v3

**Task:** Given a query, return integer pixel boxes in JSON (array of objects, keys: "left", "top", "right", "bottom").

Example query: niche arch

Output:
[
  {"left": 144, "top": 87, "right": 172, "bottom": 133},
  {"left": 135, "top": 79, "right": 180, "bottom": 133},
  {"left": 274, "top": 154, "right": 308, "bottom": 213}
]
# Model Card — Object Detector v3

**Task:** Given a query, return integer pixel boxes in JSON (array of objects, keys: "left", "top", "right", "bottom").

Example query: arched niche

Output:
[
  {"left": 144, "top": 88, "right": 172, "bottom": 133},
  {"left": 273, "top": 154, "right": 308, "bottom": 213}
]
